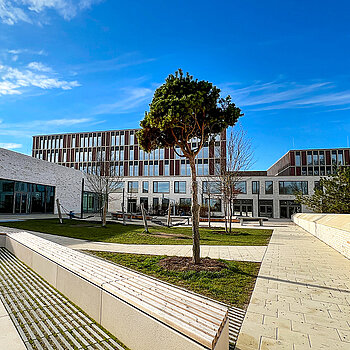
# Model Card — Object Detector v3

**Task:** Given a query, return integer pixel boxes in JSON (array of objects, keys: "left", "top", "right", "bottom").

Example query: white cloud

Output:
[
  {"left": 27, "top": 61, "right": 52, "bottom": 72},
  {"left": 224, "top": 79, "right": 350, "bottom": 111},
  {"left": 0, "top": 63, "right": 80, "bottom": 95},
  {"left": 0, "top": 142, "right": 22, "bottom": 149},
  {"left": 0, "top": 0, "right": 102, "bottom": 25}
]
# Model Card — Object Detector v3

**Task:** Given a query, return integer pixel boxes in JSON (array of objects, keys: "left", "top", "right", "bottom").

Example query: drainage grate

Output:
[
  {"left": 0, "top": 248, "right": 126, "bottom": 350},
  {"left": 228, "top": 306, "right": 246, "bottom": 349}
]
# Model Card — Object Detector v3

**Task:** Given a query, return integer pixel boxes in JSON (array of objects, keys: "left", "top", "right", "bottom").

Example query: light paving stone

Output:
[
  {"left": 236, "top": 222, "right": 350, "bottom": 349},
  {"left": 260, "top": 337, "right": 293, "bottom": 350}
]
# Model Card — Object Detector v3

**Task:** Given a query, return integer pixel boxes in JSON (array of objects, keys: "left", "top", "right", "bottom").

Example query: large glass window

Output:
[
  {"left": 295, "top": 152, "right": 301, "bottom": 166},
  {"left": 265, "top": 181, "right": 273, "bottom": 194},
  {"left": 279, "top": 181, "right": 308, "bottom": 195},
  {"left": 142, "top": 181, "right": 149, "bottom": 193},
  {"left": 128, "top": 181, "right": 138, "bottom": 193},
  {"left": 0, "top": 180, "right": 14, "bottom": 213},
  {"left": 252, "top": 181, "right": 260, "bottom": 194},
  {"left": 174, "top": 181, "right": 186, "bottom": 193},
  {"left": 153, "top": 181, "right": 170, "bottom": 193},
  {"left": 202, "top": 181, "right": 221, "bottom": 194},
  {"left": 307, "top": 151, "right": 313, "bottom": 165},
  {"left": 235, "top": 181, "right": 247, "bottom": 194},
  {"left": 204, "top": 198, "right": 222, "bottom": 212}
]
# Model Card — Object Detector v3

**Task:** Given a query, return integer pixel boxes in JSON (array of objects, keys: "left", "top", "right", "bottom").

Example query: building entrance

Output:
[
  {"left": 280, "top": 200, "right": 301, "bottom": 218},
  {"left": 259, "top": 200, "right": 273, "bottom": 218},
  {"left": 14, "top": 193, "right": 29, "bottom": 214}
]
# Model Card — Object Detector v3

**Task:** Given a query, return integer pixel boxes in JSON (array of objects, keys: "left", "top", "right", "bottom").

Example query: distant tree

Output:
[
  {"left": 137, "top": 69, "right": 242, "bottom": 263},
  {"left": 215, "top": 125, "right": 253, "bottom": 232},
  {"left": 295, "top": 167, "right": 350, "bottom": 213},
  {"left": 85, "top": 157, "right": 123, "bottom": 227}
]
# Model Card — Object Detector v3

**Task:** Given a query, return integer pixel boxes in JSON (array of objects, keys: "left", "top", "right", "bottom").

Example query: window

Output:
[
  {"left": 203, "top": 181, "right": 221, "bottom": 194},
  {"left": 153, "top": 181, "right": 170, "bottom": 193},
  {"left": 313, "top": 151, "right": 319, "bottom": 165},
  {"left": 307, "top": 151, "right": 313, "bottom": 165},
  {"left": 319, "top": 151, "right": 325, "bottom": 165},
  {"left": 204, "top": 198, "right": 222, "bottom": 212},
  {"left": 180, "top": 160, "right": 186, "bottom": 176},
  {"left": 279, "top": 181, "right": 308, "bottom": 195},
  {"left": 235, "top": 181, "right": 247, "bottom": 194},
  {"left": 174, "top": 181, "right": 186, "bottom": 193},
  {"left": 128, "top": 181, "right": 138, "bottom": 193},
  {"left": 129, "top": 163, "right": 134, "bottom": 176},
  {"left": 203, "top": 159, "right": 209, "bottom": 175},
  {"left": 265, "top": 181, "right": 273, "bottom": 194},
  {"left": 129, "top": 147, "right": 134, "bottom": 160},
  {"left": 164, "top": 160, "right": 169, "bottom": 176},
  {"left": 97, "top": 134, "right": 101, "bottom": 147},
  {"left": 142, "top": 181, "right": 149, "bottom": 193},
  {"left": 338, "top": 150, "right": 344, "bottom": 165},
  {"left": 295, "top": 151, "right": 301, "bottom": 166},
  {"left": 332, "top": 151, "right": 337, "bottom": 165},
  {"left": 130, "top": 132, "right": 134, "bottom": 145},
  {"left": 115, "top": 181, "right": 124, "bottom": 193},
  {"left": 252, "top": 181, "right": 260, "bottom": 194},
  {"left": 179, "top": 198, "right": 191, "bottom": 207},
  {"left": 154, "top": 161, "right": 159, "bottom": 176}
]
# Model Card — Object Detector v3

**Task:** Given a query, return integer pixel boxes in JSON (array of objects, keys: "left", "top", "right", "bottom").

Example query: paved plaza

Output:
[{"left": 236, "top": 223, "right": 350, "bottom": 349}]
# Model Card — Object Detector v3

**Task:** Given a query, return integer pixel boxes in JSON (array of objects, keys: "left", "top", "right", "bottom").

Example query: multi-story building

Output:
[
  {"left": 32, "top": 129, "right": 226, "bottom": 215},
  {"left": 31, "top": 131, "right": 349, "bottom": 219},
  {"left": 267, "top": 148, "right": 349, "bottom": 176}
]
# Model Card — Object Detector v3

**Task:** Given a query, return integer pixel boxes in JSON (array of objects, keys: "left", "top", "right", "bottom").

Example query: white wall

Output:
[
  {"left": 293, "top": 213, "right": 350, "bottom": 259},
  {"left": 0, "top": 148, "right": 85, "bottom": 214}
]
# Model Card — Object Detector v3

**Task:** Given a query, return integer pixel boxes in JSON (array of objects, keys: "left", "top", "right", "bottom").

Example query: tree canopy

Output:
[
  {"left": 137, "top": 69, "right": 243, "bottom": 264},
  {"left": 136, "top": 69, "right": 242, "bottom": 156},
  {"left": 295, "top": 167, "right": 350, "bottom": 213}
]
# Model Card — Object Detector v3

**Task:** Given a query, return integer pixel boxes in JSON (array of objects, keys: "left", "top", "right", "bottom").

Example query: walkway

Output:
[
  {"left": 0, "top": 247, "right": 126, "bottom": 350},
  {"left": 0, "top": 226, "right": 267, "bottom": 262},
  {"left": 236, "top": 223, "right": 350, "bottom": 350}
]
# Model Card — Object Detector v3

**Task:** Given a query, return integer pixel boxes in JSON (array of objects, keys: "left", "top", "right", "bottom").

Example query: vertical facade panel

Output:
[
  {"left": 170, "top": 160, "right": 174, "bottom": 175},
  {"left": 159, "top": 160, "right": 164, "bottom": 176},
  {"left": 165, "top": 148, "right": 169, "bottom": 159},
  {"left": 290, "top": 151, "right": 295, "bottom": 166},
  {"left": 209, "top": 159, "right": 214, "bottom": 175},
  {"left": 326, "top": 150, "right": 331, "bottom": 165},
  {"left": 301, "top": 151, "right": 306, "bottom": 165},
  {"left": 175, "top": 160, "right": 180, "bottom": 175},
  {"left": 345, "top": 150, "right": 350, "bottom": 165},
  {"left": 134, "top": 146, "right": 138, "bottom": 160}
]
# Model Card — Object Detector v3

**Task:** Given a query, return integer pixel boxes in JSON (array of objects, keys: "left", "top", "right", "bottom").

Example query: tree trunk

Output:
[
  {"left": 229, "top": 198, "right": 232, "bottom": 233},
  {"left": 189, "top": 156, "right": 200, "bottom": 264},
  {"left": 208, "top": 193, "right": 211, "bottom": 228},
  {"left": 102, "top": 199, "right": 107, "bottom": 227},
  {"left": 223, "top": 197, "right": 228, "bottom": 233}
]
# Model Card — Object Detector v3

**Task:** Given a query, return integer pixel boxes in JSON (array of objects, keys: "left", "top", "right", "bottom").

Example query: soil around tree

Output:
[{"left": 159, "top": 256, "right": 227, "bottom": 272}]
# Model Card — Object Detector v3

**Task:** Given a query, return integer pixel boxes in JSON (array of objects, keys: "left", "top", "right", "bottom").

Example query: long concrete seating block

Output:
[
  {"left": 2, "top": 231, "right": 229, "bottom": 350},
  {"left": 0, "top": 233, "right": 5, "bottom": 247},
  {"left": 293, "top": 213, "right": 350, "bottom": 259}
]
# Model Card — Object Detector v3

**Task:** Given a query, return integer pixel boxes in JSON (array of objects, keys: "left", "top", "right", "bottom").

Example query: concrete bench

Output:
[
  {"left": 238, "top": 217, "right": 268, "bottom": 226},
  {"left": 0, "top": 231, "right": 229, "bottom": 350}
]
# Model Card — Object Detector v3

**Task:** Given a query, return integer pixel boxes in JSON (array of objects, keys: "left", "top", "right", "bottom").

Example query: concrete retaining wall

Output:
[
  {"left": 293, "top": 213, "right": 350, "bottom": 259},
  {"left": 1, "top": 231, "right": 229, "bottom": 350}
]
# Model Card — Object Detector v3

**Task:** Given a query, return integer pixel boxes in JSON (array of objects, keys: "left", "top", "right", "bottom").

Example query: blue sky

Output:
[{"left": 0, "top": 0, "right": 350, "bottom": 170}]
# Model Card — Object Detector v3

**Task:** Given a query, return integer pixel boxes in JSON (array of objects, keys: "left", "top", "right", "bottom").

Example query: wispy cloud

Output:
[
  {"left": 91, "top": 87, "right": 153, "bottom": 115},
  {"left": 0, "top": 0, "right": 103, "bottom": 25},
  {"left": 224, "top": 79, "right": 350, "bottom": 111},
  {"left": 0, "top": 117, "right": 104, "bottom": 139},
  {"left": 71, "top": 53, "right": 156, "bottom": 75},
  {"left": 0, "top": 63, "right": 80, "bottom": 95},
  {"left": 0, "top": 142, "right": 22, "bottom": 149},
  {"left": 27, "top": 61, "right": 52, "bottom": 72}
]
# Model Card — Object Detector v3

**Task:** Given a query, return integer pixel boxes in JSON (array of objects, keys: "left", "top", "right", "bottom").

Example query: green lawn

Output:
[
  {"left": 0, "top": 219, "right": 272, "bottom": 246},
  {"left": 89, "top": 251, "right": 260, "bottom": 309}
]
